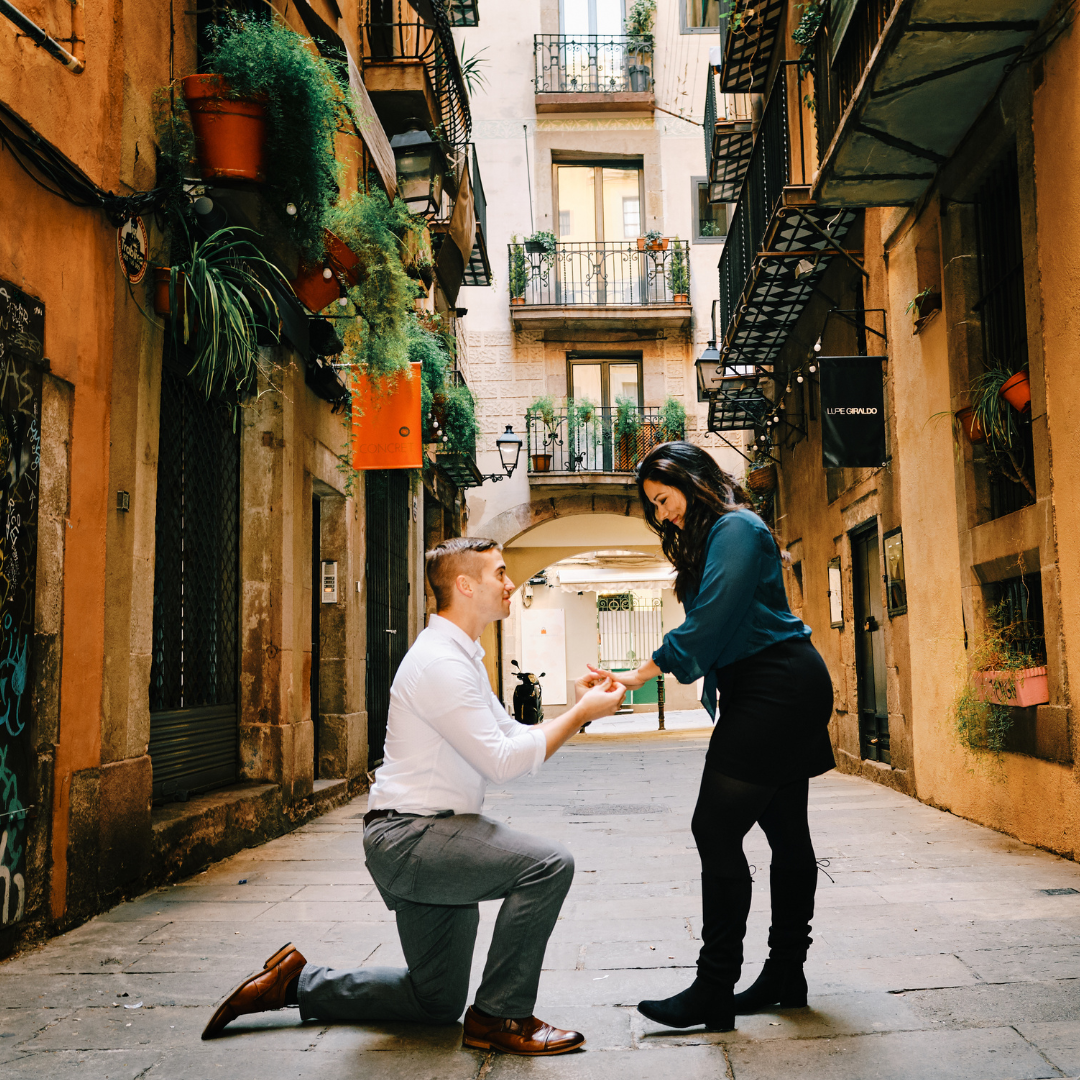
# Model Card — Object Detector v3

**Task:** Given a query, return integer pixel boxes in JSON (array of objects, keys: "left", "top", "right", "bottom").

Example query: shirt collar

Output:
[{"left": 428, "top": 613, "right": 485, "bottom": 661}]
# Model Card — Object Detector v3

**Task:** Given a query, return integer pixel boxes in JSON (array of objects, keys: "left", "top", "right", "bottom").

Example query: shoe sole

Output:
[
  {"left": 201, "top": 942, "right": 295, "bottom": 1040},
  {"left": 462, "top": 1036, "right": 586, "bottom": 1056}
]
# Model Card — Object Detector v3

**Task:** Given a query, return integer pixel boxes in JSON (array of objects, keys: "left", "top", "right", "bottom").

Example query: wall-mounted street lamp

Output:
[
  {"left": 478, "top": 424, "right": 523, "bottom": 483},
  {"left": 695, "top": 299, "right": 758, "bottom": 396},
  {"left": 390, "top": 128, "right": 448, "bottom": 219}
]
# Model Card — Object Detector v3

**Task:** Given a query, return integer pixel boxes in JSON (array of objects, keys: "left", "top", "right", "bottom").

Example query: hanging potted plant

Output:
[
  {"left": 509, "top": 235, "right": 529, "bottom": 304},
  {"left": 626, "top": 0, "right": 655, "bottom": 92},
  {"left": 1000, "top": 369, "right": 1032, "bottom": 413},
  {"left": 667, "top": 238, "right": 689, "bottom": 303},
  {"left": 906, "top": 285, "right": 942, "bottom": 333},
  {"left": 955, "top": 406, "right": 986, "bottom": 444},
  {"left": 524, "top": 229, "right": 557, "bottom": 257},
  {"left": 155, "top": 225, "right": 288, "bottom": 400},
  {"left": 291, "top": 229, "right": 364, "bottom": 312},
  {"left": 182, "top": 15, "right": 344, "bottom": 258},
  {"left": 637, "top": 228, "right": 668, "bottom": 252},
  {"left": 614, "top": 396, "right": 643, "bottom": 469},
  {"left": 527, "top": 394, "right": 558, "bottom": 471},
  {"left": 747, "top": 453, "right": 778, "bottom": 494}
]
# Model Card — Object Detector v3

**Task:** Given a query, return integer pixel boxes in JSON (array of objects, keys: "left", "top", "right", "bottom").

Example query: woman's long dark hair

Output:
[{"left": 636, "top": 441, "right": 777, "bottom": 603}]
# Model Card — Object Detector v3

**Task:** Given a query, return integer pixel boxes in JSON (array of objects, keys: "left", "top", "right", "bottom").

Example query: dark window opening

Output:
[
  {"left": 985, "top": 572, "right": 1046, "bottom": 667},
  {"left": 693, "top": 178, "right": 728, "bottom": 242}
]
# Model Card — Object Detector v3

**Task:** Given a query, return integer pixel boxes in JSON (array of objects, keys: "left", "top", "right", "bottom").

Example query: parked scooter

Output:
[{"left": 511, "top": 659, "right": 544, "bottom": 725}]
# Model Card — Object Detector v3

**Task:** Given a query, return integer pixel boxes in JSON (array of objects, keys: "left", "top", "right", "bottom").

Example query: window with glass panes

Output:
[
  {"left": 692, "top": 178, "right": 727, "bottom": 241},
  {"left": 683, "top": 0, "right": 720, "bottom": 30}
]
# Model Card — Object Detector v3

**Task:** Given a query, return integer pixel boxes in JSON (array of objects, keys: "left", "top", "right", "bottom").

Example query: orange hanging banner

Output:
[{"left": 351, "top": 362, "right": 423, "bottom": 470}]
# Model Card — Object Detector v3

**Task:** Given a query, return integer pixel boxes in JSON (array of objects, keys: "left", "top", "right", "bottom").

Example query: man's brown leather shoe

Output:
[
  {"left": 201, "top": 942, "right": 307, "bottom": 1039},
  {"left": 462, "top": 1006, "right": 585, "bottom": 1055}
]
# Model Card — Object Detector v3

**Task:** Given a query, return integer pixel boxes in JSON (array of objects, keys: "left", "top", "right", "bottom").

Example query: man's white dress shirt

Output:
[{"left": 367, "top": 614, "right": 547, "bottom": 816}]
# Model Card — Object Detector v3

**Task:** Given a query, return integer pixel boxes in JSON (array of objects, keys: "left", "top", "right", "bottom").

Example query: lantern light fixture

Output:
[
  {"left": 390, "top": 127, "right": 448, "bottom": 219},
  {"left": 477, "top": 424, "right": 524, "bottom": 483}
]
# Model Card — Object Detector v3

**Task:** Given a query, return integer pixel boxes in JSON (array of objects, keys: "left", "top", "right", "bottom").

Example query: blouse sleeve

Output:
[{"left": 652, "top": 513, "right": 765, "bottom": 683}]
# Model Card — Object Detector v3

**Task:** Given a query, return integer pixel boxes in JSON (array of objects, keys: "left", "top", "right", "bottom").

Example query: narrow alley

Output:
[{"left": 3, "top": 724, "right": 1079, "bottom": 1080}]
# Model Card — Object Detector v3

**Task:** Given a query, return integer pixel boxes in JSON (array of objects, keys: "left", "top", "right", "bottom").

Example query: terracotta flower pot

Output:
[
  {"left": 291, "top": 230, "right": 362, "bottom": 312},
  {"left": 530, "top": 453, "right": 552, "bottom": 472},
  {"left": 153, "top": 267, "right": 189, "bottom": 321},
  {"left": 510, "top": 296, "right": 526, "bottom": 306},
  {"left": 955, "top": 406, "right": 985, "bottom": 444},
  {"left": 973, "top": 666, "right": 1049, "bottom": 708},
  {"left": 182, "top": 74, "right": 267, "bottom": 183},
  {"left": 747, "top": 462, "right": 777, "bottom": 493},
  {"left": 999, "top": 370, "right": 1031, "bottom": 414},
  {"left": 673, "top": 292, "right": 689, "bottom": 304},
  {"left": 648, "top": 238, "right": 669, "bottom": 251}
]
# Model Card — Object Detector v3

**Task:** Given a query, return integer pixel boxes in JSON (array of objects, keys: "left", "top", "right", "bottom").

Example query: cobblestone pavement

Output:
[{"left": 4, "top": 724, "right": 1080, "bottom": 1079}]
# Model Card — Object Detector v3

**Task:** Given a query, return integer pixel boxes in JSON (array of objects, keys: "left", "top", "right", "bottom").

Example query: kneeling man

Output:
[{"left": 204, "top": 537, "right": 625, "bottom": 1054}]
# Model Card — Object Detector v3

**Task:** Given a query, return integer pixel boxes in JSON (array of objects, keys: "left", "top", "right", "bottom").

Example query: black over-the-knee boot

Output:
[
  {"left": 733, "top": 863, "right": 815, "bottom": 1012},
  {"left": 638, "top": 875, "right": 751, "bottom": 1031}
]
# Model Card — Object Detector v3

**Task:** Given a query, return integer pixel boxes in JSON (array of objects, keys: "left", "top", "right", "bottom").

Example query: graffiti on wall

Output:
[{"left": 0, "top": 280, "right": 43, "bottom": 926}]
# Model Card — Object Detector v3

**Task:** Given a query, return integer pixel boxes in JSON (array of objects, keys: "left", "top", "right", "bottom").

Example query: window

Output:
[
  {"left": 691, "top": 177, "right": 727, "bottom": 242},
  {"left": 561, "top": 0, "right": 624, "bottom": 34},
  {"left": 553, "top": 162, "right": 644, "bottom": 243},
  {"left": 986, "top": 573, "right": 1046, "bottom": 666},
  {"left": 622, "top": 196, "right": 640, "bottom": 238},
  {"left": 883, "top": 527, "right": 906, "bottom": 616},
  {"left": 828, "top": 558, "right": 843, "bottom": 628},
  {"left": 682, "top": 0, "right": 720, "bottom": 31}
]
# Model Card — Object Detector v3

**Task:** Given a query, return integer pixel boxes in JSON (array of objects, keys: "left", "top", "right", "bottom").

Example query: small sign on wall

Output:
[
  {"left": 521, "top": 608, "right": 567, "bottom": 706},
  {"left": 819, "top": 356, "right": 888, "bottom": 469}
]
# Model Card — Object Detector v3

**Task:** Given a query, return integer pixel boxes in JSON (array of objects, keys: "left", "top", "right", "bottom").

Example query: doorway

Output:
[
  {"left": 851, "top": 523, "right": 889, "bottom": 763},
  {"left": 311, "top": 495, "right": 321, "bottom": 778},
  {"left": 568, "top": 355, "right": 642, "bottom": 470},
  {"left": 365, "top": 470, "right": 410, "bottom": 767}
]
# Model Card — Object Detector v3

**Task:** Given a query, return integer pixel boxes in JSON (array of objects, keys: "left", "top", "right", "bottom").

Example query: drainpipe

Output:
[{"left": 1, "top": 0, "right": 85, "bottom": 74}]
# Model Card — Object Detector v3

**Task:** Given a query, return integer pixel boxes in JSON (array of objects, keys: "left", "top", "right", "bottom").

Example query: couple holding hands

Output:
[{"left": 202, "top": 442, "right": 835, "bottom": 1054}]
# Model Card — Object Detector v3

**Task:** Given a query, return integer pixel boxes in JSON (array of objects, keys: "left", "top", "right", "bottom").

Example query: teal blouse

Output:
[{"left": 652, "top": 508, "right": 810, "bottom": 718}]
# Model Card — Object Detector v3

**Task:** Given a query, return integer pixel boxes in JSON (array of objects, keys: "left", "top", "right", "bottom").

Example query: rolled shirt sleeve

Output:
[
  {"left": 653, "top": 513, "right": 764, "bottom": 684},
  {"left": 419, "top": 657, "right": 546, "bottom": 784}
]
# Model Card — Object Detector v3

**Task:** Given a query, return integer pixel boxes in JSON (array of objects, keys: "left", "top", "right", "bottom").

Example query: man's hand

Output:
[
  {"left": 588, "top": 663, "right": 649, "bottom": 690},
  {"left": 576, "top": 677, "right": 626, "bottom": 722},
  {"left": 574, "top": 669, "right": 610, "bottom": 702}
]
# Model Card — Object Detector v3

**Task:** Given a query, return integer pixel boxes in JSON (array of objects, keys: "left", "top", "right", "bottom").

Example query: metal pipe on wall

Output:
[{"left": 0, "top": 0, "right": 84, "bottom": 74}]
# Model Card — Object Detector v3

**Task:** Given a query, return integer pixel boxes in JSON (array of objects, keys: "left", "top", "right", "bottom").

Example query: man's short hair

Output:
[{"left": 426, "top": 537, "right": 502, "bottom": 611}]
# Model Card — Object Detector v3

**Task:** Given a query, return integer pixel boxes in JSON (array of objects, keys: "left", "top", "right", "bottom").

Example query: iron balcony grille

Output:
[
  {"left": 707, "top": 386, "right": 772, "bottom": 433},
  {"left": 526, "top": 406, "right": 680, "bottom": 473},
  {"left": 534, "top": 35, "right": 653, "bottom": 94},
  {"left": 447, "top": 0, "right": 478, "bottom": 26},
  {"left": 464, "top": 141, "right": 492, "bottom": 286},
  {"left": 704, "top": 63, "right": 756, "bottom": 203},
  {"left": 510, "top": 241, "right": 690, "bottom": 307},
  {"left": 812, "top": 0, "right": 898, "bottom": 165},
  {"left": 714, "top": 63, "right": 859, "bottom": 375},
  {"left": 716, "top": 0, "right": 785, "bottom": 92},
  {"left": 363, "top": 0, "right": 472, "bottom": 146}
]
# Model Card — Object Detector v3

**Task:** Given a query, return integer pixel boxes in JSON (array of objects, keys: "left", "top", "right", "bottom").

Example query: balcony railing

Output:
[
  {"left": 703, "top": 63, "right": 756, "bottom": 202},
  {"left": 526, "top": 406, "right": 680, "bottom": 474},
  {"left": 812, "top": 0, "right": 898, "bottom": 164},
  {"left": 362, "top": 0, "right": 471, "bottom": 146},
  {"left": 534, "top": 35, "right": 653, "bottom": 94},
  {"left": 510, "top": 241, "right": 690, "bottom": 307}
]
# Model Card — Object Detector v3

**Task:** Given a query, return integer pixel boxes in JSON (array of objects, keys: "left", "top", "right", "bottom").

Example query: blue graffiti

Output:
[{"left": 0, "top": 615, "right": 28, "bottom": 737}]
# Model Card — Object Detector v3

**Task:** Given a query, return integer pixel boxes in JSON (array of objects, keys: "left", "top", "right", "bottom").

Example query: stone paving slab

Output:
[{"left": 5, "top": 730, "right": 1080, "bottom": 1079}]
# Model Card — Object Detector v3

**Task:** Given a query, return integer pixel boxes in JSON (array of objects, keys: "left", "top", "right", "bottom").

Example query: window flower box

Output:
[{"left": 972, "top": 666, "right": 1049, "bottom": 708}]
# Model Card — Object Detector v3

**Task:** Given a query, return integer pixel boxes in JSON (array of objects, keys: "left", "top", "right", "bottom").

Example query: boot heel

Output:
[
  {"left": 462, "top": 1036, "right": 491, "bottom": 1050},
  {"left": 779, "top": 994, "right": 808, "bottom": 1008},
  {"left": 704, "top": 1012, "right": 735, "bottom": 1032}
]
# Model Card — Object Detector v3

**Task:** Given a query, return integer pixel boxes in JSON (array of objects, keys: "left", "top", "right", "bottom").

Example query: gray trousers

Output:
[{"left": 297, "top": 812, "right": 574, "bottom": 1023}]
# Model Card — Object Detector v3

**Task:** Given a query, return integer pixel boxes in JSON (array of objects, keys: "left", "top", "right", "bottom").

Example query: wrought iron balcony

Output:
[
  {"left": 703, "top": 64, "right": 756, "bottom": 203},
  {"left": 526, "top": 406, "right": 681, "bottom": 475},
  {"left": 446, "top": 0, "right": 478, "bottom": 26},
  {"left": 715, "top": 0, "right": 785, "bottom": 93},
  {"left": 362, "top": 0, "right": 471, "bottom": 147},
  {"left": 509, "top": 241, "right": 690, "bottom": 309},
  {"left": 715, "top": 64, "right": 858, "bottom": 377},
  {"left": 534, "top": 35, "right": 654, "bottom": 108},
  {"left": 811, "top": 0, "right": 1055, "bottom": 206}
]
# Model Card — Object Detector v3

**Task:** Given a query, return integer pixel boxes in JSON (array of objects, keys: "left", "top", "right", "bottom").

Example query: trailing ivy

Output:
[
  {"left": 328, "top": 190, "right": 422, "bottom": 380},
  {"left": 408, "top": 317, "right": 478, "bottom": 455},
  {"left": 203, "top": 15, "right": 344, "bottom": 257}
]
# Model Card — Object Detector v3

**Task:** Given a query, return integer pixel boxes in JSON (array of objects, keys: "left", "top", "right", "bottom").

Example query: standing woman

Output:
[{"left": 592, "top": 442, "right": 834, "bottom": 1032}]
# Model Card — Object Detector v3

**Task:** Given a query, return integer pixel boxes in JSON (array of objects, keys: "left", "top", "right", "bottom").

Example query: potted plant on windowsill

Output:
[
  {"left": 509, "top": 235, "right": 529, "bottom": 305},
  {"left": 969, "top": 363, "right": 1035, "bottom": 498},
  {"left": 906, "top": 285, "right": 942, "bottom": 333},
  {"left": 667, "top": 237, "right": 689, "bottom": 303},
  {"left": 527, "top": 394, "right": 559, "bottom": 471},
  {"left": 637, "top": 228, "right": 668, "bottom": 252},
  {"left": 626, "top": 0, "right": 655, "bottom": 92}
]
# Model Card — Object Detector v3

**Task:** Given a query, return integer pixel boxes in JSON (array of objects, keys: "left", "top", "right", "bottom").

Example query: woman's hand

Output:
[
  {"left": 588, "top": 662, "right": 658, "bottom": 691},
  {"left": 574, "top": 669, "right": 609, "bottom": 702},
  {"left": 576, "top": 677, "right": 626, "bottom": 722}
]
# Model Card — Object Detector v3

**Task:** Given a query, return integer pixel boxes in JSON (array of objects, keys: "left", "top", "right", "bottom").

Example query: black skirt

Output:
[{"left": 707, "top": 636, "right": 835, "bottom": 785}]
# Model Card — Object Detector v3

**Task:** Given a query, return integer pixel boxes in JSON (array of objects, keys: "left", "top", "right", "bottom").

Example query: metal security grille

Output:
[
  {"left": 149, "top": 365, "right": 240, "bottom": 802},
  {"left": 365, "top": 470, "right": 410, "bottom": 766},
  {"left": 988, "top": 574, "right": 1046, "bottom": 666},
  {"left": 598, "top": 594, "right": 663, "bottom": 705},
  {"left": 975, "top": 153, "right": 1036, "bottom": 520}
]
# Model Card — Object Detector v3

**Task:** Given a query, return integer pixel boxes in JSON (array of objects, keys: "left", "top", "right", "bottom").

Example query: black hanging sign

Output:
[
  {"left": 819, "top": 355, "right": 887, "bottom": 468},
  {"left": 0, "top": 280, "right": 43, "bottom": 927}
]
